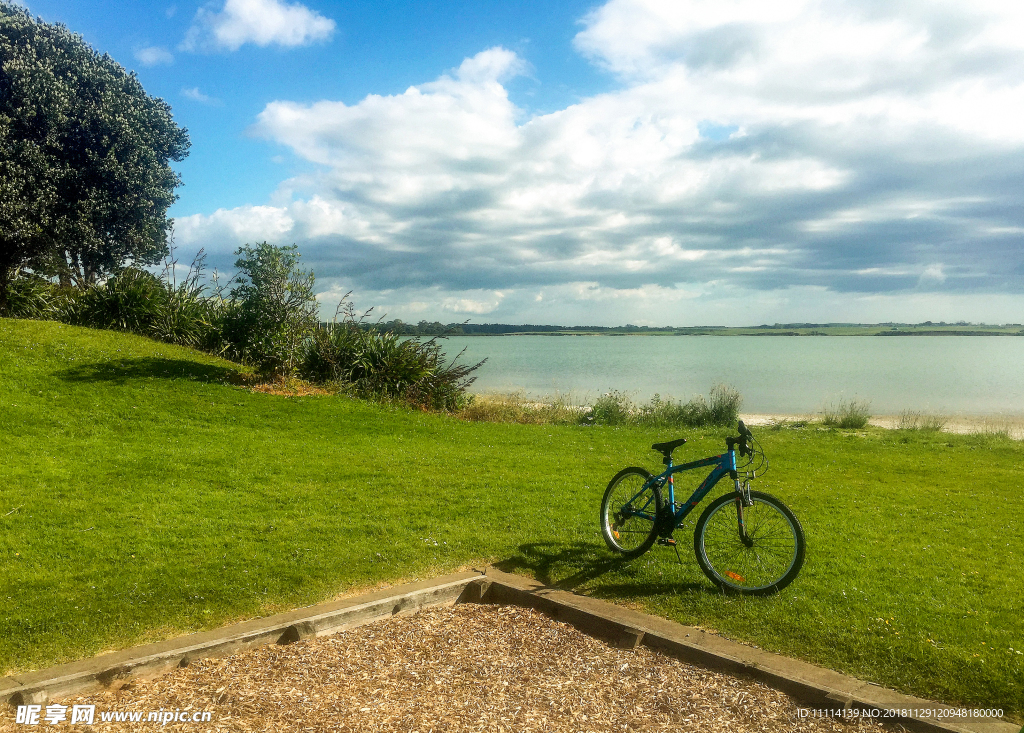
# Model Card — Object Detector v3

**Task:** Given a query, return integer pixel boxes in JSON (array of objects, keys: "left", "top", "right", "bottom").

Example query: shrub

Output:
[
  {"left": 5, "top": 270, "right": 56, "bottom": 319},
  {"left": 222, "top": 243, "right": 318, "bottom": 378},
  {"left": 588, "top": 390, "right": 632, "bottom": 425},
  {"left": 822, "top": 399, "right": 872, "bottom": 429},
  {"left": 301, "top": 300, "right": 483, "bottom": 411},
  {"left": 66, "top": 267, "right": 167, "bottom": 332}
]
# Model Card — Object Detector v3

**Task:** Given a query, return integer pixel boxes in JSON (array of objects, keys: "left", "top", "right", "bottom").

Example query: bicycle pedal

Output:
[{"left": 657, "top": 538, "right": 677, "bottom": 546}]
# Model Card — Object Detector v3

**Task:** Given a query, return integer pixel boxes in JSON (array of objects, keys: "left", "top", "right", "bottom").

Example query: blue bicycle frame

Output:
[{"left": 629, "top": 448, "right": 744, "bottom": 531}]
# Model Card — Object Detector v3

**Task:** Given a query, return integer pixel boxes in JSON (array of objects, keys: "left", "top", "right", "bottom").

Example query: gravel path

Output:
[{"left": 4, "top": 605, "right": 901, "bottom": 732}]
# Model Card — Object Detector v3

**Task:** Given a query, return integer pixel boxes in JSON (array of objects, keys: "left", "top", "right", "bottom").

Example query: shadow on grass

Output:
[
  {"left": 496, "top": 540, "right": 711, "bottom": 599},
  {"left": 54, "top": 357, "right": 242, "bottom": 386}
]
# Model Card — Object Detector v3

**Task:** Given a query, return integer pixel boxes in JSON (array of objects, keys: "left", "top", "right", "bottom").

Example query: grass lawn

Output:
[{"left": 1, "top": 318, "right": 1022, "bottom": 721}]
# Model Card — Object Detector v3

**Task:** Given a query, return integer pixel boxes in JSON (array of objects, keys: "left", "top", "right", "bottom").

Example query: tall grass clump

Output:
[
  {"left": 588, "top": 390, "right": 633, "bottom": 425},
  {"left": 896, "top": 410, "right": 947, "bottom": 432},
  {"left": 61, "top": 253, "right": 223, "bottom": 350},
  {"left": 5, "top": 270, "right": 60, "bottom": 319},
  {"left": 65, "top": 267, "right": 167, "bottom": 332},
  {"left": 151, "top": 255, "right": 224, "bottom": 350},
  {"left": 822, "top": 399, "right": 872, "bottom": 429},
  {"left": 682, "top": 384, "right": 743, "bottom": 426},
  {"left": 582, "top": 385, "right": 741, "bottom": 428},
  {"left": 457, "top": 392, "right": 581, "bottom": 424},
  {"left": 301, "top": 299, "right": 483, "bottom": 411}
]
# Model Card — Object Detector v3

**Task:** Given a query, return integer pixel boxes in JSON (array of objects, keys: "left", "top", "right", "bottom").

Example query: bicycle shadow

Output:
[{"left": 495, "top": 540, "right": 712, "bottom": 599}]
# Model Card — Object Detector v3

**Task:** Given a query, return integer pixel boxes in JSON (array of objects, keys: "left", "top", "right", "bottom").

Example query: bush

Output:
[
  {"left": 588, "top": 390, "right": 632, "bottom": 425},
  {"left": 66, "top": 267, "right": 167, "bottom": 332},
  {"left": 58, "top": 257, "right": 220, "bottom": 351},
  {"left": 671, "top": 384, "right": 742, "bottom": 427},
  {"left": 822, "top": 399, "right": 872, "bottom": 429},
  {"left": 5, "top": 270, "right": 57, "bottom": 319},
  {"left": 222, "top": 243, "right": 318, "bottom": 378},
  {"left": 301, "top": 300, "right": 483, "bottom": 411}
]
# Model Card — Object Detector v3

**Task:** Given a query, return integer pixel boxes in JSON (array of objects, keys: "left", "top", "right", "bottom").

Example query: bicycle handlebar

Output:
[{"left": 726, "top": 420, "right": 753, "bottom": 457}]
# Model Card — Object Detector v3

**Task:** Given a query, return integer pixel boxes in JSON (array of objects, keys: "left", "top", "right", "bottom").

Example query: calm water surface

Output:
[{"left": 445, "top": 335, "right": 1024, "bottom": 416}]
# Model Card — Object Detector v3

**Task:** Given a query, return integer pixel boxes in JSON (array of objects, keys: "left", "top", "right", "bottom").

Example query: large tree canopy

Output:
[{"left": 0, "top": 2, "right": 189, "bottom": 311}]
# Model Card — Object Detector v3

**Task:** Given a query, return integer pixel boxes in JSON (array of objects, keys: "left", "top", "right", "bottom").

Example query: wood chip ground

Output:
[{"left": 3, "top": 604, "right": 903, "bottom": 732}]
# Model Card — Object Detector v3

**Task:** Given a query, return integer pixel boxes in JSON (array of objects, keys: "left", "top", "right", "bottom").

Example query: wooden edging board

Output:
[
  {"left": 474, "top": 567, "right": 1019, "bottom": 733},
  {"left": 2, "top": 566, "right": 1018, "bottom": 733},
  {"left": 0, "top": 570, "right": 482, "bottom": 708}
]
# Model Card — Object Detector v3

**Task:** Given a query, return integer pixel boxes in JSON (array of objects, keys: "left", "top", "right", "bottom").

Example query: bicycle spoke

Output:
[
  {"left": 698, "top": 495, "right": 802, "bottom": 592},
  {"left": 601, "top": 468, "right": 660, "bottom": 556}
]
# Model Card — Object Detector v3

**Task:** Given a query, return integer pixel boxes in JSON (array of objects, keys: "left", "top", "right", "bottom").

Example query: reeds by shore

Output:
[{"left": 459, "top": 391, "right": 1024, "bottom": 439}]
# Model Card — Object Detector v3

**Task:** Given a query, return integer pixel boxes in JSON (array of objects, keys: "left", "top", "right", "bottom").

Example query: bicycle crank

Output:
[{"left": 657, "top": 537, "right": 684, "bottom": 564}]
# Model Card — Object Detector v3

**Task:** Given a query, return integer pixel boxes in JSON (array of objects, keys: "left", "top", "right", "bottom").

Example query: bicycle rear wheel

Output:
[
  {"left": 694, "top": 491, "right": 805, "bottom": 595},
  {"left": 600, "top": 467, "right": 661, "bottom": 559}
]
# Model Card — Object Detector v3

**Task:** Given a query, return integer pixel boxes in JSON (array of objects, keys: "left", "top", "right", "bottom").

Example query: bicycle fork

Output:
[{"left": 734, "top": 479, "right": 754, "bottom": 548}]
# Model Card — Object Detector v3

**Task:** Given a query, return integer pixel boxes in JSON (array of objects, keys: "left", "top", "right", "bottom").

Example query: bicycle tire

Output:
[
  {"left": 693, "top": 490, "right": 805, "bottom": 595},
  {"left": 600, "top": 467, "right": 661, "bottom": 559}
]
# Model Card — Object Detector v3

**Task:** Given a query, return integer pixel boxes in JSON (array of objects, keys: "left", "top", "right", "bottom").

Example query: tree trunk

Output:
[
  {"left": 57, "top": 253, "right": 72, "bottom": 289},
  {"left": 0, "top": 265, "right": 11, "bottom": 317}
]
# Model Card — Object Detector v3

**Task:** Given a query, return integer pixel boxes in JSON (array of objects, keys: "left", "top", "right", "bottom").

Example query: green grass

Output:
[{"left": 1, "top": 318, "right": 1022, "bottom": 721}]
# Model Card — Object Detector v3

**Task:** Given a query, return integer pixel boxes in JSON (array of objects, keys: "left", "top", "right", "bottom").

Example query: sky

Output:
[{"left": 18, "top": 0, "right": 1024, "bottom": 326}]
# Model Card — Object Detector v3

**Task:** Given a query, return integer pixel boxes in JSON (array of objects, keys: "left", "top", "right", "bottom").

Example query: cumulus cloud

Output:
[
  {"left": 134, "top": 46, "right": 174, "bottom": 66},
  {"left": 182, "top": 0, "right": 335, "bottom": 52},
  {"left": 179, "top": 3, "right": 1024, "bottom": 324}
]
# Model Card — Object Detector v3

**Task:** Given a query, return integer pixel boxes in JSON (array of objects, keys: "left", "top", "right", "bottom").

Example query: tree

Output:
[{"left": 0, "top": 2, "right": 189, "bottom": 313}]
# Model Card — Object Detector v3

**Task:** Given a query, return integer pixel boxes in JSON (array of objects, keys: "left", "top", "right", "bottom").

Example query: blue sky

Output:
[{"left": 20, "top": 0, "right": 1024, "bottom": 325}]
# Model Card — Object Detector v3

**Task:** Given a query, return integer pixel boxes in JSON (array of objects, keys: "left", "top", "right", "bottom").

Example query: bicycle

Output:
[{"left": 599, "top": 421, "right": 805, "bottom": 595}]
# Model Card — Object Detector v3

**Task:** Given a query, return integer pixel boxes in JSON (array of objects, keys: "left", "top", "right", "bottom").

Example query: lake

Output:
[{"left": 443, "top": 335, "right": 1024, "bottom": 416}]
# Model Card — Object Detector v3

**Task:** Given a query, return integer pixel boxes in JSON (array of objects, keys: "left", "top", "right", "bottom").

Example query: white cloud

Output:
[
  {"left": 176, "top": 205, "right": 296, "bottom": 245},
  {"left": 134, "top": 46, "right": 174, "bottom": 66},
  {"left": 179, "top": 4, "right": 1024, "bottom": 325},
  {"left": 573, "top": 0, "right": 1024, "bottom": 144},
  {"left": 181, "top": 86, "right": 221, "bottom": 105},
  {"left": 918, "top": 263, "right": 947, "bottom": 286},
  {"left": 182, "top": 0, "right": 335, "bottom": 52},
  {"left": 441, "top": 294, "right": 505, "bottom": 315}
]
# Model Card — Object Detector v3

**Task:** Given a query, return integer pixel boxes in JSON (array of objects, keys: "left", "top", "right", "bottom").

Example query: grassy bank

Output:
[{"left": 1, "top": 318, "right": 1021, "bottom": 720}]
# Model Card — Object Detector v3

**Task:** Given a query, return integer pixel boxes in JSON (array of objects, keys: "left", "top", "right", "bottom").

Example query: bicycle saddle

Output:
[{"left": 651, "top": 438, "right": 687, "bottom": 458}]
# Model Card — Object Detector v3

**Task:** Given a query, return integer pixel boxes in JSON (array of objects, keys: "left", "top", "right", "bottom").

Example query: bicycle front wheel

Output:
[
  {"left": 694, "top": 491, "right": 805, "bottom": 595},
  {"left": 600, "top": 467, "right": 661, "bottom": 559}
]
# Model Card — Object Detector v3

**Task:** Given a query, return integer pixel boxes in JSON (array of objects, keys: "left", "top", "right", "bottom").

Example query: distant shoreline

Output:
[
  {"left": 446, "top": 329, "right": 1024, "bottom": 337},
  {"left": 380, "top": 322, "right": 1024, "bottom": 337}
]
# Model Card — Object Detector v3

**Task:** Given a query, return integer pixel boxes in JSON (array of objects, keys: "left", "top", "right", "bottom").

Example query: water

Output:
[{"left": 443, "top": 335, "right": 1024, "bottom": 416}]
